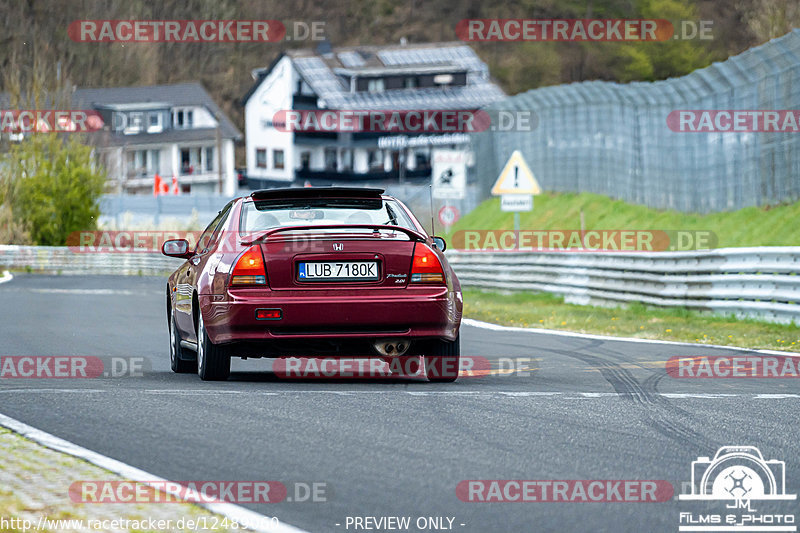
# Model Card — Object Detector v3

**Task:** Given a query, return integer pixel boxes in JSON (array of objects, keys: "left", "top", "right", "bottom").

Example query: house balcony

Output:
[
  {"left": 294, "top": 167, "right": 431, "bottom": 182},
  {"left": 123, "top": 172, "right": 222, "bottom": 189}
]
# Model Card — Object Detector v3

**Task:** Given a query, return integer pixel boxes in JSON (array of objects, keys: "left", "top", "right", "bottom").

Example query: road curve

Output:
[{"left": 1, "top": 274, "right": 798, "bottom": 532}]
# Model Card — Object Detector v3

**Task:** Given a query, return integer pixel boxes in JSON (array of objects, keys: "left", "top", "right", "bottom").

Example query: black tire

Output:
[
  {"left": 170, "top": 313, "right": 196, "bottom": 374},
  {"left": 196, "top": 310, "right": 230, "bottom": 381},
  {"left": 424, "top": 334, "right": 460, "bottom": 383}
]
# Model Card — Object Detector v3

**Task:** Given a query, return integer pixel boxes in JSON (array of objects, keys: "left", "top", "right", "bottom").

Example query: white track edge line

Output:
[
  {"left": 462, "top": 318, "right": 799, "bottom": 357},
  {"left": 0, "top": 412, "right": 310, "bottom": 533}
]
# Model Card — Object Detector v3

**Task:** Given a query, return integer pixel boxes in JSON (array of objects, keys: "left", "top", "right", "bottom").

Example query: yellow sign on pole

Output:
[{"left": 491, "top": 150, "right": 541, "bottom": 196}]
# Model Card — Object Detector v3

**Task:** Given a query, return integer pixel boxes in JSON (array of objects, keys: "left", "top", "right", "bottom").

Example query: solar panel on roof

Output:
[
  {"left": 378, "top": 46, "right": 479, "bottom": 67},
  {"left": 338, "top": 51, "right": 365, "bottom": 68},
  {"left": 291, "top": 46, "right": 504, "bottom": 110}
]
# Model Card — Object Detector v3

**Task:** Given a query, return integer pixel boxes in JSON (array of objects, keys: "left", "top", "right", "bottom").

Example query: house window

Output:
[
  {"left": 180, "top": 148, "right": 201, "bottom": 175},
  {"left": 174, "top": 109, "right": 194, "bottom": 129},
  {"left": 256, "top": 148, "right": 267, "bottom": 169},
  {"left": 273, "top": 149, "right": 285, "bottom": 170},
  {"left": 367, "top": 149, "right": 383, "bottom": 171},
  {"left": 127, "top": 150, "right": 146, "bottom": 177},
  {"left": 205, "top": 147, "right": 214, "bottom": 172},
  {"left": 324, "top": 148, "right": 337, "bottom": 170},
  {"left": 150, "top": 150, "right": 160, "bottom": 175},
  {"left": 126, "top": 149, "right": 160, "bottom": 177},
  {"left": 340, "top": 149, "right": 353, "bottom": 171},
  {"left": 148, "top": 113, "right": 162, "bottom": 133},
  {"left": 300, "top": 152, "right": 310, "bottom": 170},
  {"left": 433, "top": 74, "right": 454, "bottom": 87},
  {"left": 367, "top": 78, "right": 385, "bottom": 93},
  {"left": 404, "top": 77, "right": 418, "bottom": 89},
  {"left": 126, "top": 112, "right": 143, "bottom": 134}
]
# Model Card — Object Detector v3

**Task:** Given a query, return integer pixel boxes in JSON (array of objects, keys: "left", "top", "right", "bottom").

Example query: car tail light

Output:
[
  {"left": 410, "top": 243, "right": 445, "bottom": 284},
  {"left": 230, "top": 245, "right": 266, "bottom": 285}
]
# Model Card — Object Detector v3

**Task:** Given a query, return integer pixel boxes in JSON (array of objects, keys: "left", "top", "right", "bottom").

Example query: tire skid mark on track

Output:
[
  {"left": 543, "top": 342, "right": 721, "bottom": 452},
  {"left": 544, "top": 341, "right": 655, "bottom": 404}
]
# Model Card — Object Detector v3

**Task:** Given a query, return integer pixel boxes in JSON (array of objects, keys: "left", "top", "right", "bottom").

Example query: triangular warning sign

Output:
[{"left": 491, "top": 150, "right": 541, "bottom": 195}]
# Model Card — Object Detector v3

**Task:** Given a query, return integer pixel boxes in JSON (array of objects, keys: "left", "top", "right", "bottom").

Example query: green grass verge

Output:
[
  {"left": 446, "top": 192, "right": 800, "bottom": 247},
  {"left": 463, "top": 289, "right": 800, "bottom": 352}
]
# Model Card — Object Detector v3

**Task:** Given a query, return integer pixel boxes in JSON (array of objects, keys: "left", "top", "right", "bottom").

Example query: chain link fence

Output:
[
  {"left": 99, "top": 184, "right": 481, "bottom": 233},
  {"left": 472, "top": 30, "right": 800, "bottom": 213}
]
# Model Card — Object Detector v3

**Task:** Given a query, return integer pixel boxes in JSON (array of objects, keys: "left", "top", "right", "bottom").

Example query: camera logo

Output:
[
  {"left": 679, "top": 446, "right": 796, "bottom": 533},
  {"left": 680, "top": 446, "right": 794, "bottom": 501}
]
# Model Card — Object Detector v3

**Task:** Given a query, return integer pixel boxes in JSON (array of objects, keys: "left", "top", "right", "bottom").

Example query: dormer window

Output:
[
  {"left": 367, "top": 79, "right": 385, "bottom": 93},
  {"left": 433, "top": 74, "right": 454, "bottom": 87},
  {"left": 173, "top": 108, "right": 194, "bottom": 129},
  {"left": 112, "top": 112, "right": 141, "bottom": 134},
  {"left": 404, "top": 77, "right": 418, "bottom": 89}
]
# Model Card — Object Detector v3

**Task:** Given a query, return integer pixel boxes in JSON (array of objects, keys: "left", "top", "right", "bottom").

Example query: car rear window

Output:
[{"left": 239, "top": 197, "right": 418, "bottom": 235}]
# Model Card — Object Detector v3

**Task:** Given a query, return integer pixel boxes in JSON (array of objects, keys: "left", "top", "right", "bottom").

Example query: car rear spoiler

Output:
[
  {"left": 250, "top": 187, "right": 385, "bottom": 200},
  {"left": 241, "top": 224, "right": 428, "bottom": 246}
]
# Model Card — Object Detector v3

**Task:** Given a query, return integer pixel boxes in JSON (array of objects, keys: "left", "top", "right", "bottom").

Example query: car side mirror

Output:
[
  {"left": 162, "top": 239, "right": 193, "bottom": 259},
  {"left": 432, "top": 236, "right": 447, "bottom": 251}
]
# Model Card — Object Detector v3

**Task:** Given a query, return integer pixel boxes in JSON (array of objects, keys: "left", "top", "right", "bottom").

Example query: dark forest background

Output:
[{"left": 0, "top": 0, "right": 797, "bottom": 132}]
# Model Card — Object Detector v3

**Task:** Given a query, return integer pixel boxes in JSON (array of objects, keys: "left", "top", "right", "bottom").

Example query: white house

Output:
[
  {"left": 241, "top": 41, "right": 505, "bottom": 186},
  {"left": 73, "top": 83, "right": 242, "bottom": 195}
]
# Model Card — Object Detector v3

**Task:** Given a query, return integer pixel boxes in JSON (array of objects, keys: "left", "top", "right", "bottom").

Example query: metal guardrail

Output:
[
  {"left": 2, "top": 245, "right": 799, "bottom": 324},
  {"left": 0, "top": 245, "right": 179, "bottom": 276},
  {"left": 446, "top": 247, "right": 800, "bottom": 324}
]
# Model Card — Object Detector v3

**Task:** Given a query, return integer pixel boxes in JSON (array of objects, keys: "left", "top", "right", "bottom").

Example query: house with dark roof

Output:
[
  {"left": 241, "top": 41, "right": 504, "bottom": 185},
  {"left": 71, "top": 82, "right": 242, "bottom": 194}
]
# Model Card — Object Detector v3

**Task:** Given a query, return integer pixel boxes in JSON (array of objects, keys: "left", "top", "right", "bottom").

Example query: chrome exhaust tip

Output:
[{"left": 373, "top": 339, "right": 410, "bottom": 357}]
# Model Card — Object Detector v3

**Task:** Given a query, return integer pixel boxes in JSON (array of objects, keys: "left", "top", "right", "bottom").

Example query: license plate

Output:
[{"left": 298, "top": 261, "right": 379, "bottom": 281}]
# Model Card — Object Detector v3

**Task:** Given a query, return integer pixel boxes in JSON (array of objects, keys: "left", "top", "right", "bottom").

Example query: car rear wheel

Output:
[
  {"left": 424, "top": 334, "right": 460, "bottom": 383},
  {"left": 170, "top": 313, "right": 197, "bottom": 374},
  {"left": 197, "top": 311, "right": 230, "bottom": 381}
]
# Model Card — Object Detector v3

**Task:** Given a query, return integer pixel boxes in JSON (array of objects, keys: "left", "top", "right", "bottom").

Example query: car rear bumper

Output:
[{"left": 199, "top": 287, "right": 461, "bottom": 345}]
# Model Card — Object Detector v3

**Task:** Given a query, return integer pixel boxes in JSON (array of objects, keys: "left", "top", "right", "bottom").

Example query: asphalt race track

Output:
[{"left": 1, "top": 274, "right": 799, "bottom": 532}]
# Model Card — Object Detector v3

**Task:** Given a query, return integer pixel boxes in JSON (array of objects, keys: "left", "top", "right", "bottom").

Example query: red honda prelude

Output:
[{"left": 162, "top": 187, "right": 463, "bottom": 382}]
